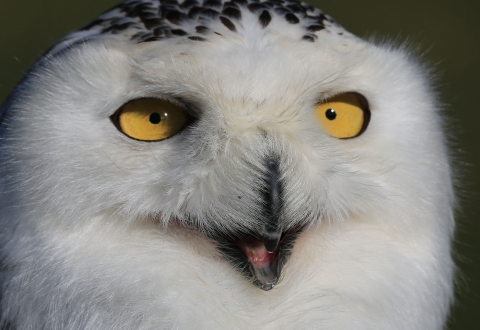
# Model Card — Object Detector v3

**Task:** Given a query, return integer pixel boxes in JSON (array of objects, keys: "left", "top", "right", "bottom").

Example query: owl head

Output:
[{"left": 0, "top": 1, "right": 454, "bottom": 327}]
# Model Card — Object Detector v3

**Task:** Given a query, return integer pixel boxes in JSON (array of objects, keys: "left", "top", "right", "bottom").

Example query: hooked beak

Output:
[{"left": 215, "top": 155, "right": 303, "bottom": 291}]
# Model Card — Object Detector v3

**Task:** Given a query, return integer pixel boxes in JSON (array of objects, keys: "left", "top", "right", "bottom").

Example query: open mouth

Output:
[
  {"left": 208, "top": 154, "right": 298, "bottom": 291},
  {"left": 216, "top": 227, "right": 302, "bottom": 291}
]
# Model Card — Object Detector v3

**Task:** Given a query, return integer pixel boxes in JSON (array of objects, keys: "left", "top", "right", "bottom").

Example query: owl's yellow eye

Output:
[
  {"left": 315, "top": 93, "right": 370, "bottom": 139},
  {"left": 113, "top": 98, "right": 188, "bottom": 141}
]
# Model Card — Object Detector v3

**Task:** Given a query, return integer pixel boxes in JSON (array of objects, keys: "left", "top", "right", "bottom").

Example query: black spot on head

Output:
[
  {"left": 307, "top": 24, "right": 324, "bottom": 32},
  {"left": 188, "top": 36, "right": 207, "bottom": 41},
  {"left": 220, "top": 16, "right": 237, "bottom": 32},
  {"left": 286, "top": 3, "right": 305, "bottom": 13},
  {"left": 303, "top": 14, "right": 317, "bottom": 21},
  {"left": 124, "top": 3, "right": 151, "bottom": 18},
  {"left": 223, "top": 1, "right": 239, "bottom": 9},
  {"left": 202, "top": 8, "right": 220, "bottom": 19},
  {"left": 222, "top": 7, "right": 242, "bottom": 20},
  {"left": 102, "top": 22, "right": 136, "bottom": 34},
  {"left": 259, "top": 10, "right": 272, "bottom": 28},
  {"left": 166, "top": 10, "right": 188, "bottom": 25},
  {"left": 171, "top": 29, "right": 188, "bottom": 36},
  {"left": 248, "top": 3, "right": 267, "bottom": 12},
  {"left": 163, "top": 0, "right": 180, "bottom": 6},
  {"left": 153, "top": 27, "right": 166, "bottom": 36},
  {"left": 160, "top": 5, "right": 179, "bottom": 13},
  {"left": 260, "top": 1, "right": 275, "bottom": 8},
  {"left": 160, "top": 5, "right": 175, "bottom": 17},
  {"left": 316, "top": 13, "right": 328, "bottom": 23},
  {"left": 131, "top": 31, "right": 146, "bottom": 40},
  {"left": 139, "top": 15, "right": 163, "bottom": 29},
  {"left": 180, "top": 0, "right": 199, "bottom": 8},
  {"left": 301, "top": 35, "right": 315, "bottom": 42},
  {"left": 136, "top": 32, "right": 154, "bottom": 41},
  {"left": 141, "top": 36, "right": 165, "bottom": 42},
  {"left": 188, "top": 6, "right": 204, "bottom": 18},
  {"left": 203, "top": 0, "right": 222, "bottom": 8},
  {"left": 285, "top": 12, "right": 299, "bottom": 24},
  {"left": 195, "top": 25, "right": 209, "bottom": 33}
]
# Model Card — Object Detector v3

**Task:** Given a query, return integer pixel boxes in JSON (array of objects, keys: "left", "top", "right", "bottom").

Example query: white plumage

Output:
[{"left": 0, "top": 0, "right": 455, "bottom": 329}]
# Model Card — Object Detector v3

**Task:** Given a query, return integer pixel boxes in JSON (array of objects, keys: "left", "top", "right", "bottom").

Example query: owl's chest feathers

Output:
[{"left": 2, "top": 203, "right": 452, "bottom": 329}]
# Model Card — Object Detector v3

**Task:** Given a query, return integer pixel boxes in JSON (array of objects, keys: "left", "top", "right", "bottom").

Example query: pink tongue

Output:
[
  {"left": 236, "top": 237, "right": 276, "bottom": 266},
  {"left": 235, "top": 237, "right": 280, "bottom": 290}
]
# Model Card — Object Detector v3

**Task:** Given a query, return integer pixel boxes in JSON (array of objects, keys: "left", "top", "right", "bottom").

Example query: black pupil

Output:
[
  {"left": 149, "top": 112, "right": 161, "bottom": 124},
  {"left": 325, "top": 109, "right": 337, "bottom": 120}
]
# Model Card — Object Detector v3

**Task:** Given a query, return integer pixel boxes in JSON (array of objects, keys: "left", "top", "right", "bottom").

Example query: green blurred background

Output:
[{"left": 0, "top": 0, "right": 478, "bottom": 328}]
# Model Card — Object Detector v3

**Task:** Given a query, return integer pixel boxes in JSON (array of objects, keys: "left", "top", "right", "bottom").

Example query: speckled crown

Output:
[{"left": 48, "top": 0, "right": 348, "bottom": 55}]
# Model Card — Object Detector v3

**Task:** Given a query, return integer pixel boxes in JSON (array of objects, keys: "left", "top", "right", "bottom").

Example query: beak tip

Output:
[{"left": 263, "top": 234, "right": 281, "bottom": 253}]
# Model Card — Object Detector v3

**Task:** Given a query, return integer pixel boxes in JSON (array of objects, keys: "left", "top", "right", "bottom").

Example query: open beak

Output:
[{"left": 215, "top": 155, "right": 302, "bottom": 291}]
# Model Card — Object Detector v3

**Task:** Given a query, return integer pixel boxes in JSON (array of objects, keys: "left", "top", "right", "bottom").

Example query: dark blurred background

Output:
[{"left": 0, "top": 0, "right": 478, "bottom": 328}]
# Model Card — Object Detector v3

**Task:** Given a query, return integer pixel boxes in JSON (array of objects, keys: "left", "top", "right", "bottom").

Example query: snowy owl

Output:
[{"left": 0, "top": 0, "right": 455, "bottom": 329}]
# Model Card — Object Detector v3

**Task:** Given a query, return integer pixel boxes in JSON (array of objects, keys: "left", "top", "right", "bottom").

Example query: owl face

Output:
[
  {"left": 1, "top": 0, "right": 450, "bottom": 291},
  {"left": 1, "top": 0, "right": 453, "bottom": 306}
]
